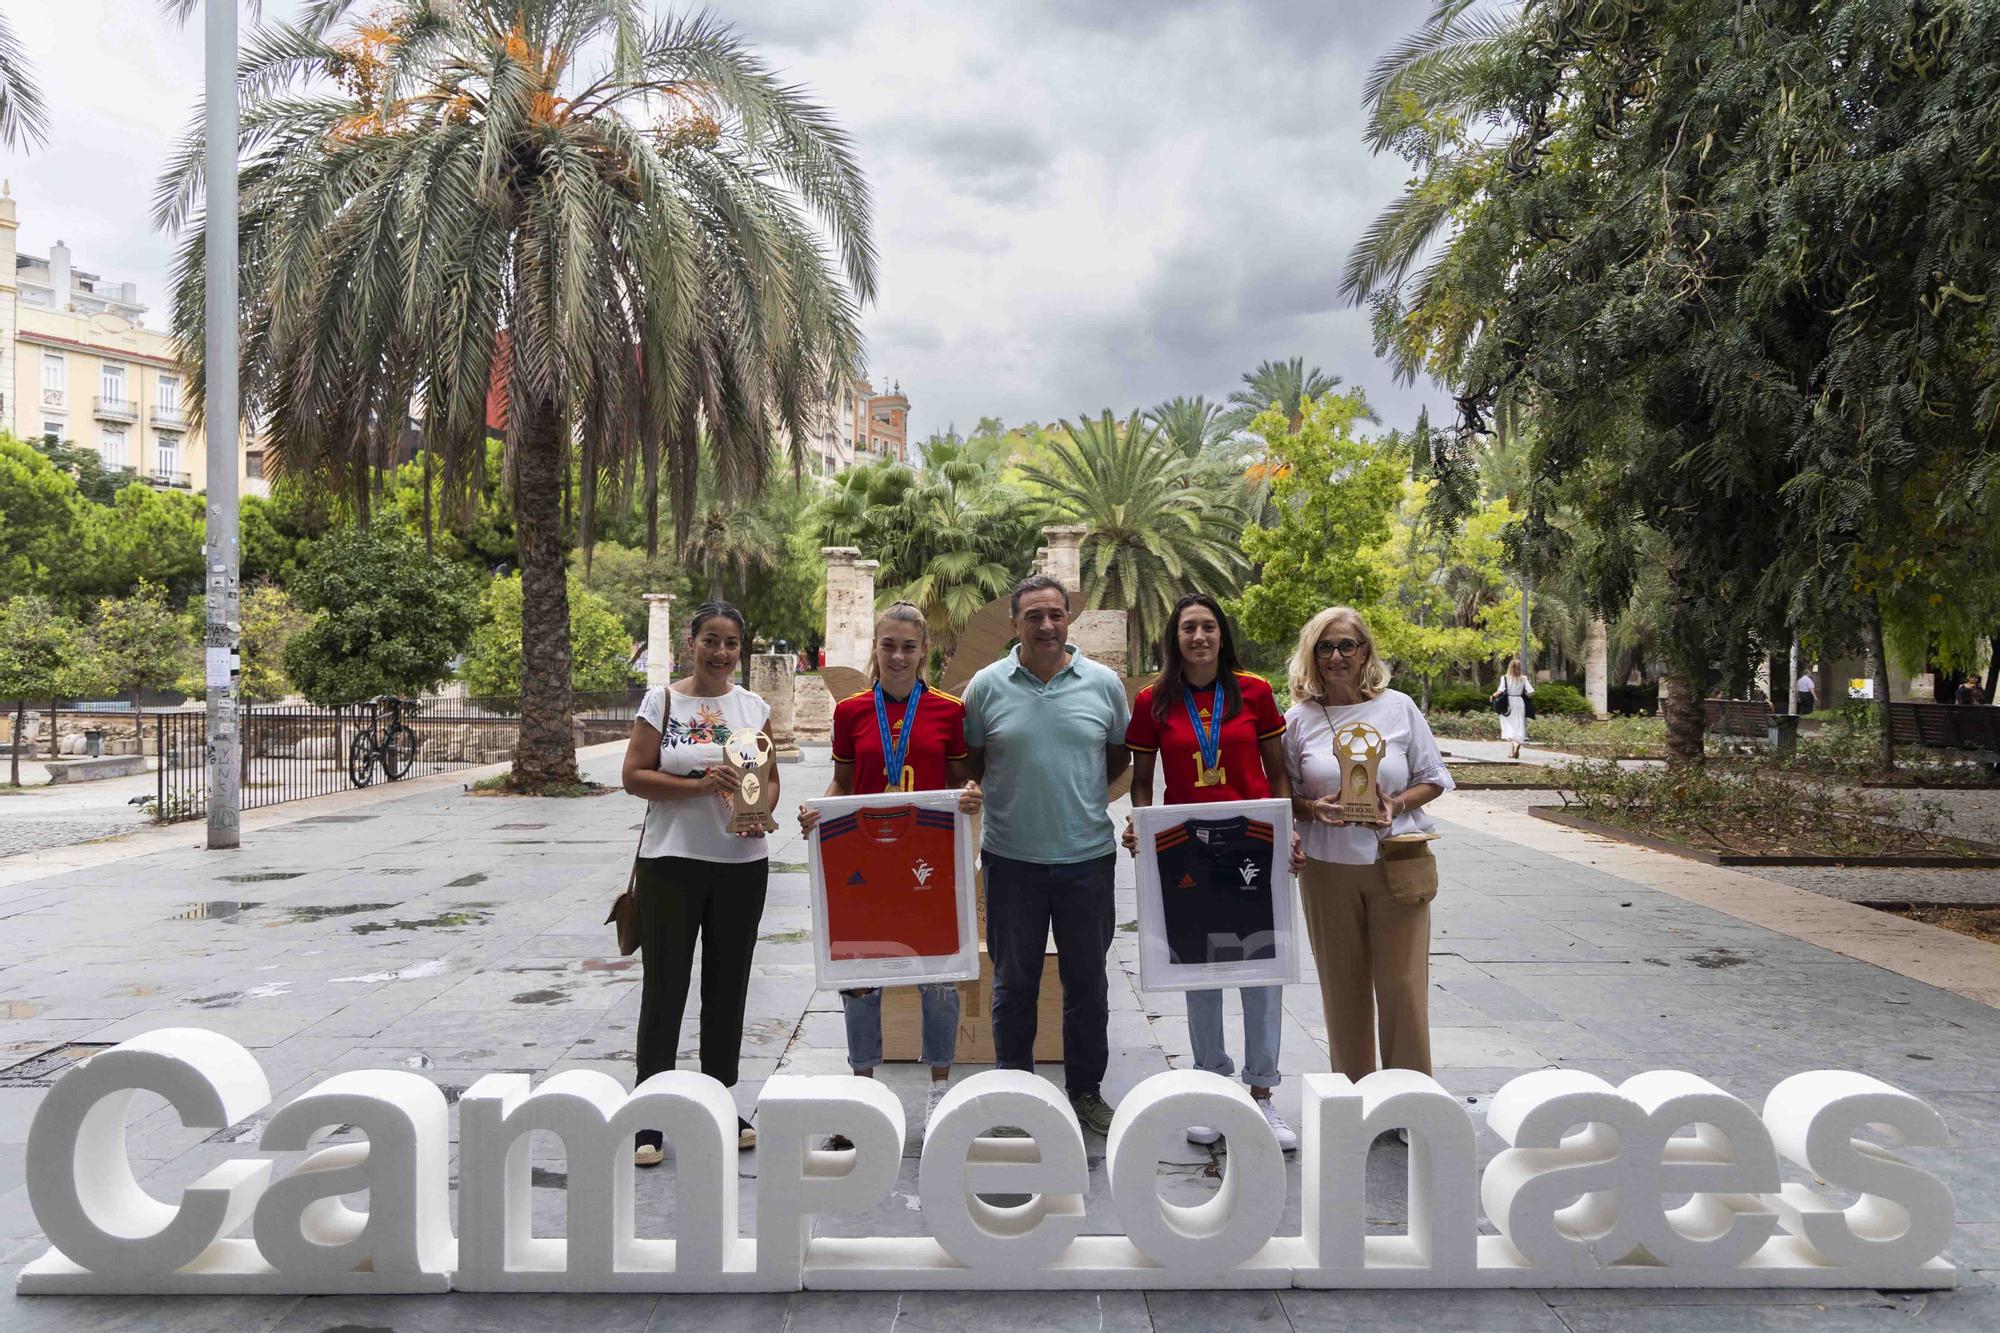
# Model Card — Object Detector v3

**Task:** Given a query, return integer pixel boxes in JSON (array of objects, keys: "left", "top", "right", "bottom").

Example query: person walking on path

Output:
[
  {"left": 1493, "top": 657, "right": 1534, "bottom": 760},
  {"left": 1122, "top": 593, "right": 1298, "bottom": 1150},
  {"left": 961, "top": 573, "right": 1131, "bottom": 1135},
  {"left": 1285, "top": 606, "right": 1454, "bottom": 1083},
  {"left": 621, "top": 601, "right": 775, "bottom": 1165},
  {"left": 799, "top": 602, "right": 984, "bottom": 1147},
  {"left": 1796, "top": 670, "right": 1819, "bottom": 716}
]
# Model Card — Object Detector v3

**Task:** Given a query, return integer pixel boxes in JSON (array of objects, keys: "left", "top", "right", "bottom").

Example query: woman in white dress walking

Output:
[{"left": 1495, "top": 658, "right": 1534, "bottom": 759}]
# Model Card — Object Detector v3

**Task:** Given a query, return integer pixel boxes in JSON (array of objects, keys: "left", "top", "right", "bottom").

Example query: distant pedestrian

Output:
[
  {"left": 1796, "top": 670, "right": 1819, "bottom": 716},
  {"left": 798, "top": 602, "right": 983, "bottom": 1146},
  {"left": 1956, "top": 677, "right": 1982, "bottom": 707},
  {"left": 961, "top": 574, "right": 1130, "bottom": 1136},
  {"left": 622, "top": 601, "right": 774, "bottom": 1166},
  {"left": 1492, "top": 658, "right": 1534, "bottom": 759}
]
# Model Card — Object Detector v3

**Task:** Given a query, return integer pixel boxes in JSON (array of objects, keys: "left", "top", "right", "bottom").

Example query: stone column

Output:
[
  {"left": 1040, "top": 525, "right": 1086, "bottom": 596},
  {"left": 822, "top": 547, "right": 878, "bottom": 671},
  {"left": 643, "top": 593, "right": 676, "bottom": 687},
  {"left": 1585, "top": 616, "right": 1610, "bottom": 717},
  {"left": 749, "top": 653, "right": 801, "bottom": 761}
]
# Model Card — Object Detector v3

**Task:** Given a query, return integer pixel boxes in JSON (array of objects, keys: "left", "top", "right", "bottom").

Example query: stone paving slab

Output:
[{"left": 0, "top": 743, "right": 1995, "bottom": 1329}]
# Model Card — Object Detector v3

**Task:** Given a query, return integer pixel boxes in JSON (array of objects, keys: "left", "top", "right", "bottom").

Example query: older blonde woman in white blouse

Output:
[{"left": 1282, "top": 606, "right": 1454, "bottom": 1080}]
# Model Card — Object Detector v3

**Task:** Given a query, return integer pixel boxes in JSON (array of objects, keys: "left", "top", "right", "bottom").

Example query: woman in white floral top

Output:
[{"left": 621, "top": 601, "right": 776, "bottom": 1164}]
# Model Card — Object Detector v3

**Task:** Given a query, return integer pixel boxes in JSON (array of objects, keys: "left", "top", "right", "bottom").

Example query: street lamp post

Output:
[{"left": 203, "top": 0, "right": 241, "bottom": 849}]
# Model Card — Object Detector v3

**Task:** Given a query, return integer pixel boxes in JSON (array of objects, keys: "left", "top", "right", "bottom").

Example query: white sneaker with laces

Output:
[
  {"left": 1185, "top": 1124, "right": 1222, "bottom": 1145},
  {"left": 925, "top": 1079, "right": 949, "bottom": 1127},
  {"left": 1256, "top": 1097, "right": 1299, "bottom": 1151}
]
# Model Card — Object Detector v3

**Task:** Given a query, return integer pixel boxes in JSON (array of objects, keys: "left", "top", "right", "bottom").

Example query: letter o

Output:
[{"left": 1106, "top": 1071, "right": 1284, "bottom": 1273}]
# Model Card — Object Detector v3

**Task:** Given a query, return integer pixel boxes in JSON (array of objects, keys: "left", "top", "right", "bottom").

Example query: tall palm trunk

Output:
[
  {"left": 511, "top": 396, "right": 580, "bottom": 788},
  {"left": 1661, "top": 669, "right": 1706, "bottom": 767}
]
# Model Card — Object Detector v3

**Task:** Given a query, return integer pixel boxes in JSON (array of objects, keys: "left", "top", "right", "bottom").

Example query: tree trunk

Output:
[
  {"left": 10, "top": 700, "right": 22, "bottom": 788},
  {"left": 1661, "top": 669, "right": 1706, "bottom": 767},
  {"left": 510, "top": 396, "right": 580, "bottom": 789},
  {"left": 1984, "top": 634, "right": 1998, "bottom": 705},
  {"left": 421, "top": 447, "right": 434, "bottom": 557},
  {"left": 48, "top": 699, "right": 58, "bottom": 759},
  {"left": 1871, "top": 601, "right": 1894, "bottom": 775},
  {"left": 1127, "top": 610, "right": 1146, "bottom": 680}
]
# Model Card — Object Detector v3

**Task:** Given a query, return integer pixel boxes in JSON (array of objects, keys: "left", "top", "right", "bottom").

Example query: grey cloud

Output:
[{"left": 903, "top": 122, "right": 1058, "bottom": 202}]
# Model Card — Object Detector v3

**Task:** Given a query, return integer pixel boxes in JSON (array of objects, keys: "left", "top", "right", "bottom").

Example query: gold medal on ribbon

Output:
[{"left": 1195, "top": 760, "right": 1227, "bottom": 787}]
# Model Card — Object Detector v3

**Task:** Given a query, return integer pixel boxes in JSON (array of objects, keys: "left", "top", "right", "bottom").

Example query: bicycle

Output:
[{"left": 349, "top": 696, "right": 419, "bottom": 787}]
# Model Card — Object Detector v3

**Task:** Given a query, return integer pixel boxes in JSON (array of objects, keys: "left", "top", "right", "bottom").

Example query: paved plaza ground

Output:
[{"left": 1, "top": 742, "right": 1998, "bottom": 1330}]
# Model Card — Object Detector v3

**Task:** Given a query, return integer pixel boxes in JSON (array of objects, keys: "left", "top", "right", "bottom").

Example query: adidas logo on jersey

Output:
[
  {"left": 1176, "top": 873, "right": 1197, "bottom": 889},
  {"left": 846, "top": 870, "right": 867, "bottom": 887}
]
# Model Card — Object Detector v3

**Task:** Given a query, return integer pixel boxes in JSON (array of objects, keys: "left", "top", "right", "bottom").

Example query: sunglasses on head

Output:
[{"left": 1314, "top": 638, "right": 1363, "bottom": 658}]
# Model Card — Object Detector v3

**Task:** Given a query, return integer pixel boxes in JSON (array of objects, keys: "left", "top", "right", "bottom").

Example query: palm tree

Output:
[
  {"left": 1023, "top": 410, "right": 1248, "bottom": 672},
  {"left": 1146, "top": 395, "right": 1226, "bottom": 459},
  {"left": 0, "top": 9, "right": 48, "bottom": 150},
  {"left": 1220, "top": 357, "right": 1344, "bottom": 435},
  {"left": 155, "top": 1, "right": 873, "bottom": 788},
  {"left": 816, "top": 439, "right": 1035, "bottom": 664}
]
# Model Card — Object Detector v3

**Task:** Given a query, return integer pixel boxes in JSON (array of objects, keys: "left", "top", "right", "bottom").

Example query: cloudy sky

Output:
[{"left": 2, "top": 0, "right": 1448, "bottom": 439}]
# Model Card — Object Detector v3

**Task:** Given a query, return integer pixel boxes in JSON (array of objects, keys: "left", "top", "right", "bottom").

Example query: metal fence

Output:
[{"left": 152, "top": 688, "right": 648, "bottom": 823}]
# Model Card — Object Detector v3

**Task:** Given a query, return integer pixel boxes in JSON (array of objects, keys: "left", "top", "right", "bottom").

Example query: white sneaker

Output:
[
  {"left": 1185, "top": 1124, "right": 1221, "bottom": 1145},
  {"left": 925, "top": 1079, "right": 949, "bottom": 1127},
  {"left": 1256, "top": 1098, "right": 1299, "bottom": 1151}
]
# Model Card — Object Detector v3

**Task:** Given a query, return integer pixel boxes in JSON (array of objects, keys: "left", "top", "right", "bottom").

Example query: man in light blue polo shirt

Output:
[{"left": 962, "top": 573, "right": 1130, "bottom": 1134}]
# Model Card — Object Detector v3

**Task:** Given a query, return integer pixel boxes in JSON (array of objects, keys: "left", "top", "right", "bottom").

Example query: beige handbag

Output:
[{"left": 1379, "top": 832, "right": 1439, "bottom": 906}]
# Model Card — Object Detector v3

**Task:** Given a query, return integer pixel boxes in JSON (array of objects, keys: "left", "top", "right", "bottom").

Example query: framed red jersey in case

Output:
[
  {"left": 1130, "top": 797, "right": 1299, "bottom": 991},
  {"left": 805, "top": 789, "right": 978, "bottom": 989}
]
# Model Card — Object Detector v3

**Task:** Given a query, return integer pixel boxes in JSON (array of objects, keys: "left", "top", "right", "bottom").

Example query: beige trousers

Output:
[{"left": 1298, "top": 858, "right": 1432, "bottom": 1080}]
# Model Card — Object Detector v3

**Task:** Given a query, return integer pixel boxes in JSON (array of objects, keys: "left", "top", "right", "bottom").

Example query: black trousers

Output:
[
  {"left": 633, "top": 854, "right": 767, "bottom": 1146},
  {"left": 984, "top": 851, "right": 1117, "bottom": 1095}
]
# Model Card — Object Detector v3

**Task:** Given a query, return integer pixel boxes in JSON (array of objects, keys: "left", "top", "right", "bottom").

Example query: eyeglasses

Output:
[{"left": 1314, "top": 638, "right": 1364, "bottom": 658}]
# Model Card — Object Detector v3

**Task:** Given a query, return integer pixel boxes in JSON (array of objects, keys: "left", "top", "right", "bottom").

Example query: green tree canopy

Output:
[
  {"left": 281, "top": 526, "right": 480, "bottom": 705},
  {"left": 88, "top": 582, "right": 193, "bottom": 709},
  {"left": 74, "top": 485, "right": 204, "bottom": 604},
  {"left": 0, "top": 436, "right": 81, "bottom": 599},
  {"left": 1230, "top": 393, "right": 1403, "bottom": 651},
  {"left": 464, "top": 573, "right": 634, "bottom": 697},
  {"left": 0, "top": 596, "right": 84, "bottom": 787}
]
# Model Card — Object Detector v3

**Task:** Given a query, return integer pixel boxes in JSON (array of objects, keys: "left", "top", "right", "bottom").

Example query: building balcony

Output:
[
  {"left": 151, "top": 405, "right": 186, "bottom": 430},
  {"left": 93, "top": 396, "right": 138, "bottom": 422},
  {"left": 146, "top": 469, "right": 192, "bottom": 490}
]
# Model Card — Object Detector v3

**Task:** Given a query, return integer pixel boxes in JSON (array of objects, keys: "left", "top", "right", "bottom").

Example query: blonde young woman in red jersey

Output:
[{"left": 799, "top": 602, "right": 983, "bottom": 1144}]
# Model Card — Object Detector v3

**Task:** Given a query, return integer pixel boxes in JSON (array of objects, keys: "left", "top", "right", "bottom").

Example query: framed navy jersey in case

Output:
[{"left": 1131, "top": 798, "right": 1298, "bottom": 991}]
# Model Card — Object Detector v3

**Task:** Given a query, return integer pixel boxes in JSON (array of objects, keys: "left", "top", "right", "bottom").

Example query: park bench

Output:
[
  {"left": 1887, "top": 701, "right": 2000, "bottom": 771},
  {"left": 1703, "top": 698, "right": 1798, "bottom": 754}
]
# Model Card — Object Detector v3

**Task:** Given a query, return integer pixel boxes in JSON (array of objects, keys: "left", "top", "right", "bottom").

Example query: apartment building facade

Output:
[{"left": 0, "top": 188, "right": 267, "bottom": 496}]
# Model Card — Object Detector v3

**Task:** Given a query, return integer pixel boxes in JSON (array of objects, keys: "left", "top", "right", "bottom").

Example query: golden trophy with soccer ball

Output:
[{"left": 1332, "top": 721, "right": 1387, "bottom": 823}]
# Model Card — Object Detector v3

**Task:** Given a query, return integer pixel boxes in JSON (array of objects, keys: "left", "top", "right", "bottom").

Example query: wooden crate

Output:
[{"left": 880, "top": 944, "right": 1063, "bottom": 1064}]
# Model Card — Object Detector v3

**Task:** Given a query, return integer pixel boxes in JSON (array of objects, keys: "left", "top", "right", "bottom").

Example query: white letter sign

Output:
[{"left": 15, "top": 1031, "right": 1962, "bottom": 1294}]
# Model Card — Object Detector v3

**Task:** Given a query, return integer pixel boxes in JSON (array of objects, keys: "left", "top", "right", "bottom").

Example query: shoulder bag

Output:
[{"left": 604, "top": 807, "right": 647, "bottom": 957}]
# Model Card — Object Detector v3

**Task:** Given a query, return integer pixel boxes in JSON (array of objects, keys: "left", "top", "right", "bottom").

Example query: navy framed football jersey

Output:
[{"left": 1131, "top": 798, "right": 1298, "bottom": 991}]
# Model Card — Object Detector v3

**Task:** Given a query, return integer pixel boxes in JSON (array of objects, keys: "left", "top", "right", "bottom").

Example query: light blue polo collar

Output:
[{"left": 1007, "top": 642, "right": 1082, "bottom": 684}]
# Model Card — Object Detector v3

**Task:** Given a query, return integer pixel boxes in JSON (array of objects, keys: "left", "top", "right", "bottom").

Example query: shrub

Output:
[
  {"left": 1534, "top": 681, "right": 1590, "bottom": 715},
  {"left": 1429, "top": 682, "right": 1493, "bottom": 713}
]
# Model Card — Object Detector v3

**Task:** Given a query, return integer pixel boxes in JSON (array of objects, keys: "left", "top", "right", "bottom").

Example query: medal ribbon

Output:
[
  {"left": 1182, "top": 680, "right": 1224, "bottom": 773},
  {"left": 874, "top": 679, "right": 923, "bottom": 788}
]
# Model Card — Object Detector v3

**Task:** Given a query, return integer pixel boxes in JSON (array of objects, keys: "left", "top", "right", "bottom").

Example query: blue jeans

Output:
[
  {"left": 985, "top": 851, "right": 1117, "bottom": 1095},
  {"left": 841, "top": 984, "right": 959, "bottom": 1070},
  {"left": 1185, "top": 985, "right": 1283, "bottom": 1087}
]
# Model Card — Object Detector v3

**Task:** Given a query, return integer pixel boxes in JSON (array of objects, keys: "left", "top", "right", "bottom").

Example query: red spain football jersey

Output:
[
  {"left": 1126, "top": 672, "right": 1287, "bottom": 804},
  {"left": 831, "top": 687, "right": 968, "bottom": 795},
  {"left": 816, "top": 806, "right": 961, "bottom": 961}
]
